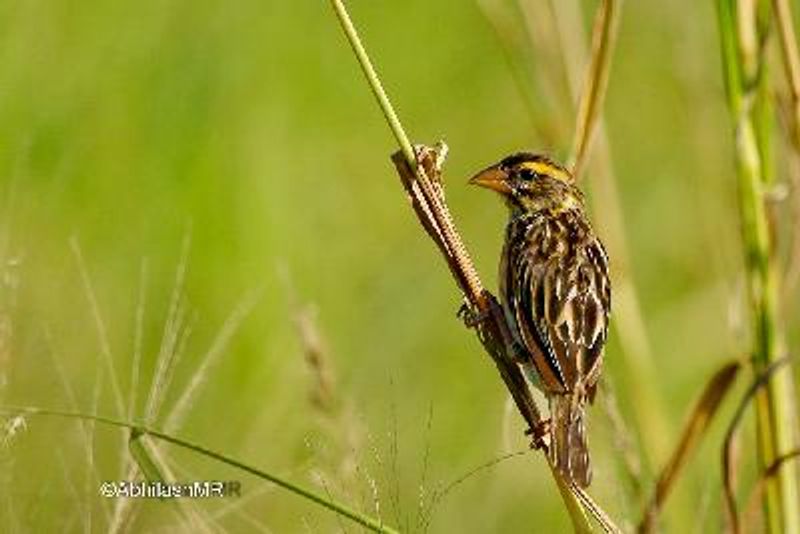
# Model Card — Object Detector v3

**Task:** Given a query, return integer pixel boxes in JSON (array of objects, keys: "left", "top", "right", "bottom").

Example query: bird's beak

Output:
[{"left": 469, "top": 165, "right": 512, "bottom": 195}]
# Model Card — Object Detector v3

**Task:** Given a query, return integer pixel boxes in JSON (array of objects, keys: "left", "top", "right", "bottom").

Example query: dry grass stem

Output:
[
  {"left": 293, "top": 303, "right": 337, "bottom": 413},
  {"left": 742, "top": 450, "right": 800, "bottom": 532},
  {"left": 70, "top": 237, "right": 126, "bottom": 419},
  {"left": 129, "top": 257, "right": 149, "bottom": 422},
  {"left": 639, "top": 360, "right": 741, "bottom": 533},
  {"left": 722, "top": 357, "right": 790, "bottom": 534},
  {"left": 44, "top": 328, "right": 112, "bottom": 523},
  {"left": 163, "top": 288, "right": 261, "bottom": 434},
  {"left": 568, "top": 0, "right": 621, "bottom": 179},
  {"left": 283, "top": 273, "right": 366, "bottom": 517},
  {"left": 599, "top": 377, "right": 643, "bottom": 497},
  {"left": 572, "top": 485, "right": 623, "bottom": 534},
  {"left": 144, "top": 233, "right": 191, "bottom": 425}
]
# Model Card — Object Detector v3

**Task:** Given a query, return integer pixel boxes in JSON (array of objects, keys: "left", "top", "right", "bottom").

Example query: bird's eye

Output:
[{"left": 518, "top": 168, "right": 535, "bottom": 181}]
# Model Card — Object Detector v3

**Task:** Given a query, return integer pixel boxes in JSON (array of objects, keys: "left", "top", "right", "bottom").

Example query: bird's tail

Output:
[{"left": 549, "top": 394, "right": 592, "bottom": 488}]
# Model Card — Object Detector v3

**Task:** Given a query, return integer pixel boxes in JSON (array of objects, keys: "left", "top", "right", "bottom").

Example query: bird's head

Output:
[{"left": 469, "top": 152, "right": 583, "bottom": 213}]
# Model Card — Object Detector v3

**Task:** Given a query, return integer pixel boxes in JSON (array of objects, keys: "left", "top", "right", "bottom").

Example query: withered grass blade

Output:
[{"left": 639, "top": 360, "right": 742, "bottom": 533}]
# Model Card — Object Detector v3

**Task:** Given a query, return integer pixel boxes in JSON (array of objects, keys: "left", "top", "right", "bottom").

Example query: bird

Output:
[{"left": 469, "top": 152, "right": 611, "bottom": 488}]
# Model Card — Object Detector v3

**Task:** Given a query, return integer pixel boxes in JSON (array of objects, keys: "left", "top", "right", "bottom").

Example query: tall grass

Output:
[{"left": 716, "top": 1, "right": 800, "bottom": 533}]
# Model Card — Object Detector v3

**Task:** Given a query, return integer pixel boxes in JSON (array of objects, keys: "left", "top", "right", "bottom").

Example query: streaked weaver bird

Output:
[{"left": 470, "top": 153, "right": 610, "bottom": 488}]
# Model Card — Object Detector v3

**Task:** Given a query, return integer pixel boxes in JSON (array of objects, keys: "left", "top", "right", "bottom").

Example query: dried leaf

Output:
[
  {"left": 639, "top": 360, "right": 742, "bottom": 533},
  {"left": 742, "top": 449, "right": 800, "bottom": 533},
  {"left": 722, "top": 357, "right": 790, "bottom": 534}
]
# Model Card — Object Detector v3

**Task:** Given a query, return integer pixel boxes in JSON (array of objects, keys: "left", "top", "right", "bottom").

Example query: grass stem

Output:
[
  {"left": 329, "top": 0, "right": 415, "bottom": 168},
  {"left": 0, "top": 406, "right": 397, "bottom": 534},
  {"left": 568, "top": 0, "right": 620, "bottom": 179}
]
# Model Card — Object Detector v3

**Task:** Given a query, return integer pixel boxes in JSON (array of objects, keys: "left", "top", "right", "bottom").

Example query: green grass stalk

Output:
[
  {"left": 328, "top": 0, "right": 415, "bottom": 168},
  {"left": 129, "top": 429, "right": 165, "bottom": 483},
  {"left": 716, "top": 1, "right": 800, "bottom": 532},
  {"left": 0, "top": 406, "right": 397, "bottom": 534}
]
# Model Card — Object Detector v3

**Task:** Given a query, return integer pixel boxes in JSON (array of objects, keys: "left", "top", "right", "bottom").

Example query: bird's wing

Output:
[
  {"left": 512, "top": 255, "right": 569, "bottom": 392},
  {"left": 509, "top": 216, "right": 610, "bottom": 395},
  {"left": 581, "top": 238, "right": 611, "bottom": 395}
]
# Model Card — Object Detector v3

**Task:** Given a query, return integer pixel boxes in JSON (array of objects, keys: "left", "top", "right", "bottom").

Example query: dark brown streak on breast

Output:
[{"left": 501, "top": 208, "right": 610, "bottom": 399}]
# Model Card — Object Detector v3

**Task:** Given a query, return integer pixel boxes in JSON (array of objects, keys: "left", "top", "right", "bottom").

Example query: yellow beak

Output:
[{"left": 469, "top": 166, "right": 512, "bottom": 195}]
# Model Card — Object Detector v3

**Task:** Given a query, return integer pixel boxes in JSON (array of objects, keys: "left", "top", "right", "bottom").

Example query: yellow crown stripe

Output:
[{"left": 521, "top": 161, "right": 571, "bottom": 182}]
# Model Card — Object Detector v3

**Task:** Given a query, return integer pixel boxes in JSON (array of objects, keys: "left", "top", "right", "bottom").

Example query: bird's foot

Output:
[
  {"left": 526, "top": 418, "right": 551, "bottom": 451},
  {"left": 457, "top": 301, "right": 489, "bottom": 329}
]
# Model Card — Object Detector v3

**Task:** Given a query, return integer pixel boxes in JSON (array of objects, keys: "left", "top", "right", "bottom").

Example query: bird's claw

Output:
[
  {"left": 457, "top": 302, "right": 489, "bottom": 329},
  {"left": 526, "top": 419, "right": 551, "bottom": 451}
]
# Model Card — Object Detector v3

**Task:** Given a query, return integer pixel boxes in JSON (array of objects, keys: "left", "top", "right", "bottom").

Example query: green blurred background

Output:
[{"left": 1, "top": 0, "right": 797, "bottom": 532}]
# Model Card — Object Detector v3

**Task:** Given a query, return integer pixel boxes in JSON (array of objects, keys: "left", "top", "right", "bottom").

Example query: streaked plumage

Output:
[{"left": 470, "top": 152, "right": 610, "bottom": 488}]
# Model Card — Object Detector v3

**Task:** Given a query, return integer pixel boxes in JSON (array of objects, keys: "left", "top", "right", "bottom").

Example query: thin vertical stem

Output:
[
  {"left": 568, "top": 0, "right": 621, "bottom": 179},
  {"left": 329, "top": 0, "right": 485, "bottom": 306},
  {"left": 328, "top": 0, "right": 415, "bottom": 168}
]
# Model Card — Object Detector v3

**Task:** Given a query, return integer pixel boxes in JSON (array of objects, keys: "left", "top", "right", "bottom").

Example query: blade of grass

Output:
[
  {"left": 599, "top": 377, "right": 642, "bottom": 498},
  {"left": 43, "top": 328, "right": 113, "bottom": 524},
  {"left": 638, "top": 360, "right": 741, "bottom": 533},
  {"left": 129, "top": 257, "right": 149, "bottom": 422},
  {"left": 144, "top": 232, "right": 191, "bottom": 427},
  {"left": 70, "top": 237, "right": 125, "bottom": 419},
  {"left": 129, "top": 429, "right": 165, "bottom": 483},
  {"left": 571, "top": 484, "right": 623, "bottom": 534},
  {"left": 0, "top": 405, "right": 397, "bottom": 534},
  {"left": 163, "top": 288, "right": 262, "bottom": 434},
  {"left": 145, "top": 439, "right": 216, "bottom": 533},
  {"left": 550, "top": 467, "right": 593, "bottom": 534}
]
